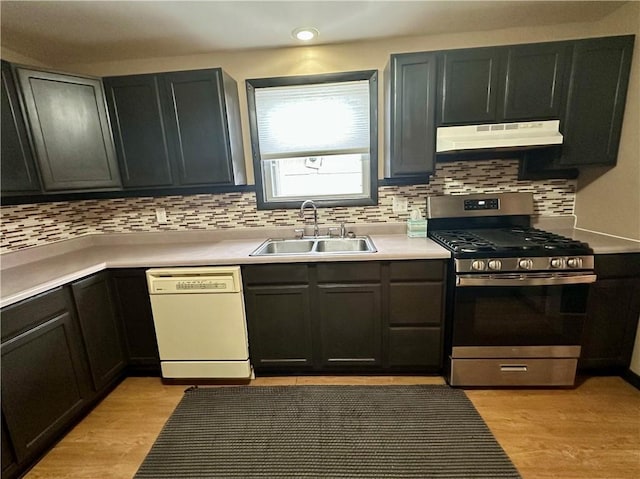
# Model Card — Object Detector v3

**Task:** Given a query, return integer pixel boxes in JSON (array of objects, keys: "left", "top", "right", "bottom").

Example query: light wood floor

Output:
[{"left": 24, "top": 375, "right": 639, "bottom": 479}]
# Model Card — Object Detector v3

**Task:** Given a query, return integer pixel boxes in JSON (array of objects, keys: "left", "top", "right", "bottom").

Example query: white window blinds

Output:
[{"left": 254, "top": 80, "right": 370, "bottom": 160}]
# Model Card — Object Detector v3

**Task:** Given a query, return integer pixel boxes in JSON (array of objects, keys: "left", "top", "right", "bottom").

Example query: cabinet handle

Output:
[{"left": 500, "top": 365, "right": 528, "bottom": 372}]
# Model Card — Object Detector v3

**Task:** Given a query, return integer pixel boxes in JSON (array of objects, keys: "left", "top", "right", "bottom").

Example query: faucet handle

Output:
[
  {"left": 327, "top": 227, "right": 340, "bottom": 238},
  {"left": 294, "top": 228, "right": 305, "bottom": 239}
]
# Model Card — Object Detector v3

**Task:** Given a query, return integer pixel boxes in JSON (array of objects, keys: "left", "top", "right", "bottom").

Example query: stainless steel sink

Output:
[
  {"left": 315, "top": 238, "right": 374, "bottom": 253},
  {"left": 250, "top": 236, "right": 376, "bottom": 256}
]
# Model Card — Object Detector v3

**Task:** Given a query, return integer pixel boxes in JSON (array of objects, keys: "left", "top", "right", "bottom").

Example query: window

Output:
[{"left": 246, "top": 70, "right": 378, "bottom": 209}]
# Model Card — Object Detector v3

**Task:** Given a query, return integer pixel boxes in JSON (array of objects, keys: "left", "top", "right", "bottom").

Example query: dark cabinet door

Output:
[
  {"left": 15, "top": 67, "right": 121, "bottom": 191},
  {"left": 110, "top": 269, "right": 160, "bottom": 372},
  {"left": 580, "top": 276, "right": 640, "bottom": 370},
  {"left": 386, "top": 260, "right": 445, "bottom": 369},
  {"left": 1, "top": 61, "right": 40, "bottom": 195},
  {"left": 440, "top": 47, "right": 502, "bottom": 125},
  {"left": 72, "top": 272, "right": 126, "bottom": 391},
  {"left": 318, "top": 284, "right": 382, "bottom": 367},
  {"left": 244, "top": 285, "right": 314, "bottom": 370},
  {"left": 161, "top": 69, "right": 235, "bottom": 186},
  {"left": 560, "top": 35, "right": 634, "bottom": 166},
  {"left": 1, "top": 414, "right": 18, "bottom": 479},
  {"left": 1, "top": 290, "right": 91, "bottom": 464},
  {"left": 579, "top": 254, "right": 640, "bottom": 371},
  {"left": 385, "top": 52, "right": 437, "bottom": 177},
  {"left": 502, "top": 42, "right": 568, "bottom": 120},
  {"left": 103, "top": 75, "right": 173, "bottom": 188}
]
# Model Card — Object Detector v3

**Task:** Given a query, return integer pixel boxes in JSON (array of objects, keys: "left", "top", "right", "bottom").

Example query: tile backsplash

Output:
[{"left": 0, "top": 159, "right": 576, "bottom": 253}]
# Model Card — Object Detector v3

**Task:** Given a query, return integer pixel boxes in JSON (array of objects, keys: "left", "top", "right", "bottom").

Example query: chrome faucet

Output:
[{"left": 299, "top": 200, "right": 319, "bottom": 237}]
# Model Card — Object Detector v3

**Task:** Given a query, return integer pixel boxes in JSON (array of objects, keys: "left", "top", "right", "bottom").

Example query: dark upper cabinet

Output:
[
  {"left": 71, "top": 272, "right": 126, "bottom": 392},
  {"left": 384, "top": 52, "right": 437, "bottom": 178},
  {"left": 439, "top": 42, "right": 569, "bottom": 125},
  {"left": 560, "top": 35, "right": 635, "bottom": 166},
  {"left": 1, "top": 61, "right": 40, "bottom": 196},
  {"left": 103, "top": 75, "right": 173, "bottom": 188},
  {"left": 501, "top": 42, "right": 569, "bottom": 120},
  {"left": 103, "top": 68, "right": 246, "bottom": 189},
  {"left": 15, "top": 67, "right": 121, "bottom": 192},
  {"left": 439, "top": 47, "right": 502, "bottom": 125}
]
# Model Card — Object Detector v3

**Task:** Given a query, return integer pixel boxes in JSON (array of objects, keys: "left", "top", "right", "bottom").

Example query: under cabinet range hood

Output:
[{"left": 436, "top": 120, "right": 563, "bottom": 153}]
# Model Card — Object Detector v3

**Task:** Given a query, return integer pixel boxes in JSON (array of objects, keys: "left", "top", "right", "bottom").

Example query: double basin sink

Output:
[{"left": 250, "top": 236, "right": 377, "bottom": 256}]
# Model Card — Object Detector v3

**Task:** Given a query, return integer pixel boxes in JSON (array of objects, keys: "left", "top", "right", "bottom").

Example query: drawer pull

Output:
[{"left": 500, "top": 365, "right": 528, "bottom": 372}]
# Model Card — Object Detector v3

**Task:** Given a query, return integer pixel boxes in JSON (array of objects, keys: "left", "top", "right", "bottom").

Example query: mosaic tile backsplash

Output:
[{"left": 0, "top": 159, "right": 576, "bottom": 253}]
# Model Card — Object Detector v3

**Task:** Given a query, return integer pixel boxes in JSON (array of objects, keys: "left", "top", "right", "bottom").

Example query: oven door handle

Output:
[{"left": 456, "top": 273, "right": 597, "bottom": 287}]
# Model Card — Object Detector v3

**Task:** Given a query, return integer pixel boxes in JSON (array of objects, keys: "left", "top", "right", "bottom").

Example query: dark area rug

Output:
[{"left": 134, "top": 385, "right": 521, "bottom": 478}]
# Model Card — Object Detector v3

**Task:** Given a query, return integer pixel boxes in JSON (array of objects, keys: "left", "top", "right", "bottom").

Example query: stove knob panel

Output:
[
  {"left": 518, "top": 258, "right": 534, "bottom": 270},
  {"left": 471, "top": 260, "right": 486, "bottom": 271},
  {"left": 550, "top": 257, "right": 564, "bottom": 269},
  {"left": 488, "top": 259, "right": 502, "bottom": 271},
  {"left": 567, "top": 257, "right": 582, "bottom": 269}
]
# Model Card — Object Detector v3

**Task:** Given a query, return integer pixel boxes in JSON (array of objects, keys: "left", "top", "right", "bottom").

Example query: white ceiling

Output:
[{"left": 0, "top": 1, "right": 628, "bottom": 64}]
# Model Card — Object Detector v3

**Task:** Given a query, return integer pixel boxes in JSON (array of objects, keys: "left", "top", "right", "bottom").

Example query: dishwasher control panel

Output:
[
  {"left": 146, "top": 266, "right": 242, "bottom": 294},
  {"left": 176, "top": 280, "right": 230, "bottom": 291}
]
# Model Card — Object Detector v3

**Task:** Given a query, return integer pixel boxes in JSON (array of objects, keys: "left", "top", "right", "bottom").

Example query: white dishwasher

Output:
[{"left": 146, "top": 266, "right": 252, "bottom": 379}]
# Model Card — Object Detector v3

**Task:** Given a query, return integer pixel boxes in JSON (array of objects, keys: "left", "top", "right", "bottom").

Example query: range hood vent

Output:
[{"left": 436, "top": 120, "right": 563, "bottom": 153}]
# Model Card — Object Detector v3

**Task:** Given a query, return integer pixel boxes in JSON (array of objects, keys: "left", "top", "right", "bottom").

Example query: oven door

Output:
[
  {"left": 453, "top": 272, "right": 596, "bottom": 350},
  {"left": 449, "top": 272, "right": 596, "bottom": 386}
]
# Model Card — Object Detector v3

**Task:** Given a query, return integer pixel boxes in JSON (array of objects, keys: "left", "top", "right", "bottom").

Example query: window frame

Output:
[{"left": 246, "top": 70, "right": 378, "bottom": 210}]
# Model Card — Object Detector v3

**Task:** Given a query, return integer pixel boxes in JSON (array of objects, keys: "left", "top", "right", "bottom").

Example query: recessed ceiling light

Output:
[{"left": 292, "top": 27, "right": 319, "bottom": 42}]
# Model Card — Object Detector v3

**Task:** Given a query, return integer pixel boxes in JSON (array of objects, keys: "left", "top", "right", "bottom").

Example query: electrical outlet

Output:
[
  {"left": 155, "top": 208, "right": 168, "bottom": 224},
  {"left": 392, "top": 196, "right": 408, "bottom": 213}
]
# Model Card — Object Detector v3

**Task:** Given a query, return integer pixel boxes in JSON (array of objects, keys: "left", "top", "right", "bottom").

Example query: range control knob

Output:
[
  {"left": 550, "top": 257, "right": 564, "bottom": 269},
  {"left": 567, "top": 257, "right": 582, "bottom": 269},
  {"left": 488, "top": 259, "right": 502, "bottom": 271},
  {"left": 518, "top": 258, "right": 534, "bottom": 270},
  {"left": 471, "top": 260, "right": 486, "bottom": 271}
]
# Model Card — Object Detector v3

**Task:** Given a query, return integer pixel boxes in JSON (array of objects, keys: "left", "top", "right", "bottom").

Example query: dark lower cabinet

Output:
[
  {"left": 318, "top": 284, "right": 382, "bottom": 367},
  {"left": 242, "top": 264, "right": 313, "bottom": 370},
  {"left": 110, "top": 269, "right": 160, "bottom": 373},
  {"left": 242, "top": 260, "right": 445, "bottom": 373},
  {"left": 244, "top": 285, "right": 314, "bottom": 369},
  {"left": 71, "top": 272, "right": 126, "bottom": 391},
  {"left": 579, "top": 254, "right": 640, "bottom": 371},
  {"left": 1, "top": 415, "right": 18, "bottom": 479},
  {"left": 386, "top": 260, "right": 445, "bottom": 370},
  {"left": 1, "top": 288, "right": 92, "bottom": 471}
]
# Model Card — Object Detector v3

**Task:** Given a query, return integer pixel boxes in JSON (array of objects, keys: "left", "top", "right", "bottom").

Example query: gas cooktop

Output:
[{"left": 429, "top": 226, "right": 592, "bottom": 257}]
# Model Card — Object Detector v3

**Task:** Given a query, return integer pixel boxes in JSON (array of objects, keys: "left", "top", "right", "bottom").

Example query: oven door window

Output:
[{"left": 453, "top": 284, "right": 589, "bottom": 347}]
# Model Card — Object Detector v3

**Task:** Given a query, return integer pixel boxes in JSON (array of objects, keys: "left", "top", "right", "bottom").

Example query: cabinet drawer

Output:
[
  {"left": 389, "top": 260, "right": 445, "bottom": 281},
  {"left": 242, "top": 264, "right": 309, "bottom": 285},
  {"left": 389, "top": 283, "right": 443, "bottom": 325},
  {"left": 388, "top": 327, "right": 441, "bottom": 367},
  {"left": 1, "top": 288, "right": 69, "bottom": 342},
  {"left": 316, "top": 262, "right": 381, "bottom": 283}
]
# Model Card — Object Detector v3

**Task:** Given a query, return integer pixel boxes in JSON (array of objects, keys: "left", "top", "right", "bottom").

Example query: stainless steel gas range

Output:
[{"left": 427, "top": 192, "right": 596, "bottom": 387}]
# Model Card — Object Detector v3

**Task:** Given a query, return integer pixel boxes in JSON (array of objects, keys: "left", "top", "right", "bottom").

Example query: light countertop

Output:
[
  {"left": 0, "top": 229, "right": 450, "bottom": 308},
  {"left": 2, "top": 221, "right": 639, "bottom": 309}
]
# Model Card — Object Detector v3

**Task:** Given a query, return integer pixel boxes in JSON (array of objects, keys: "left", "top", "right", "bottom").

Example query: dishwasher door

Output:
[{"left": 146, "top": 266, "right": 251, "bottom": 379}]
